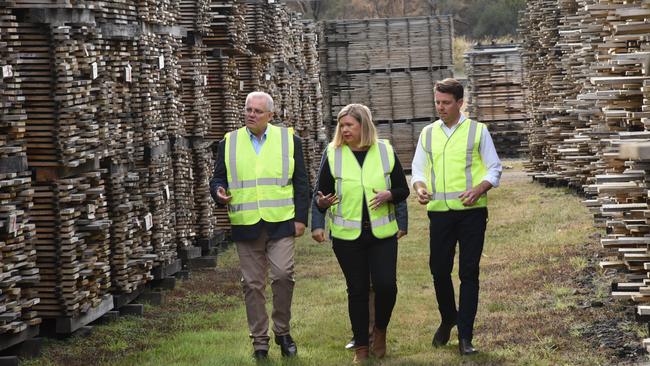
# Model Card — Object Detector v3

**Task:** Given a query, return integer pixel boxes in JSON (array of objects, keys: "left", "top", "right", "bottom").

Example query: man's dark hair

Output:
[{"left": 434, "top": 78, "right": 464, "bottom": 101}]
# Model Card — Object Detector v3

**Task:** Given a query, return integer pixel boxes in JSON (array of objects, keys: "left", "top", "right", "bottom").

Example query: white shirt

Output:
[{"left": 411, "top": 113, "right": 502, "bottom": 188}]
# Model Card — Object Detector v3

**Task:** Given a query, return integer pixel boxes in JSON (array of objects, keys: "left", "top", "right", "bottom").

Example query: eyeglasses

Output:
[{"left": 244, "top": 107, "right": 269, "bottom": 116}]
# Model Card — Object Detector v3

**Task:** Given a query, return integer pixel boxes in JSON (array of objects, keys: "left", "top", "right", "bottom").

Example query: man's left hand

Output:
[
  {"left": 458, "top": 188, "right": 482, "bottom": 206},
  {"left": 294, "top": 222, "right": 306, "bottom": 237},
  {"left": 459, "top": 181, "right": 492, "bottom": 206}
]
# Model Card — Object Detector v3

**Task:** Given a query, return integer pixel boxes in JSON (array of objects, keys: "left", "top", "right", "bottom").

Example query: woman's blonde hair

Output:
[{"left": 332, "top": 104, "right": 378, "bottom": 148}]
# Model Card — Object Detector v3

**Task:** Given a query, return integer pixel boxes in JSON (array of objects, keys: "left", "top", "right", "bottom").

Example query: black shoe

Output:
[
  {"left": 432, "top": 322, "right": 455, "bottom": 347},
  {"left": 345, "top": 337, "right": 356, "bottom": 350},
  {"left": 459, "top": 338, "right": 478, "bottom": 355},
  {"left": 252, "top": 349, "right": 268, "bottom": 360},
  {"left": 275, "top": 334, "right": 298, "bottom": 357}
]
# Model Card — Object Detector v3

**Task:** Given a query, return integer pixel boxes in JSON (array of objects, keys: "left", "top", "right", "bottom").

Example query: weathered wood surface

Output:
[
  {"left": 521, "top": 0, "right": 650, "bottom": 351},
  {"left": 322, "top": 16, "right": 454, "bottom": 167},
  {"left": 464, "top": 44, "right": 529, "bottom": 157}
]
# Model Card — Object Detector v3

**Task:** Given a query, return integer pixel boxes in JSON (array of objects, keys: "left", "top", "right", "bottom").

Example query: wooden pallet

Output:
[{"left": 464, "top": 44, "right": 530, "bottom": 157}]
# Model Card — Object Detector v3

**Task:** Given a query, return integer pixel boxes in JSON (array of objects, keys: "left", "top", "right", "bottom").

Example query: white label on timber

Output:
[
  {"left": 239, "top": 80, "right": 244, "bottom": 91},
  {"left": 202, "top": 75, "right": 208, "bottom": 86},
  {"left": 144, "top": 213, "right": 153, "bottom": 231},
  {"left": 91, "top": 62, "right": 98, "bottom": 80},
  {"left": 164, "top": 184, "right": 170, "bottom": 200},
  {"left": 2, "top": 65, "right": 13, "bottom": 79},
  {"left": 7, "top": 213, "right": 16, "bottom": 234},
  {"left": 87, "top": 204, "right": 96, "bottom": 215},
  {"left": 83, "top": 45, "right": 89, "bottom": 57},
  {"left": 268, "top": 0, "right": 275, "bottom": 3},
  {"left": 125, "top": 64, "right": 132, "bottom": 83},
  {"left": 159, "top": 55, "right": 165, "bottom": 69},
  {"left": 135, "top": 217, "right": 141, "bottom": 228},
  {"left": 283, "top": 109, "right": 287, "bottom": 117},
  {"left": 265, "top": 74, "right": 271, "bottom": 81}
]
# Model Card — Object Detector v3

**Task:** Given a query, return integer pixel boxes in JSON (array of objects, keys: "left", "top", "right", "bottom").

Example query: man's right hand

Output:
[
  {"left": 312, "top": 228, "right": 326, "bottom": 243},
  {"left": 216, "top": 186, "right": 232, "bottom": 205},
  {"left": 416, "top": 187, "right": 431, "bottom": 205}
]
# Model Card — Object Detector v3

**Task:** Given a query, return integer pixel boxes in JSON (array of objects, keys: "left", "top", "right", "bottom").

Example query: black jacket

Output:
[{"left": 209, "top": 132, "right": 309, "bottom": 242}]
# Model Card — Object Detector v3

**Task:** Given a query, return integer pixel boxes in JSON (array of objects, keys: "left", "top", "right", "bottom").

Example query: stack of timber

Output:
[
  {"left": 179, "top": 41, "right": 209, "bottom": 137},
  {"left": 464, "top": 44, "right": 529, "bottom": 157},
  {"left": 179, "top": 0, "right": 211, "bottom": 35},
  {"left": 0, "top": 7, "right": 42, "bottom": 342},
  {"left": 521, "top": 0, "right": 650, "bottom": 352},
  {"left": 322, "top": 16, "right": 454, "bottom": 169},
  {"left": 170, "top": 137, "right": 194, "bottom": 249},
  {"left": 205, "top": 54, "right": 239, "bottom": 141},
  {"left": 141, "top": 142, "right": 177, "bottom": 267},
  {"left": 95, "top": 1, "right": 138, "bottom": 25},
  {"left": 205, "top": 0, "right": 248, "bottom": 55},
  {"left": 97, "top": 38, "right": 138, "bottom": 162},
  {"left": 190, "top": 139, "right": 218, "bottom": 241},
  {"left": 244, "top": 0, "right": 276, "bottom": 53},
  {"left": 299, "top": 20, "right": 326, "bottom": 185},
  {"left": 8, "top": 18, "right": 116, "bottom": 329},
  {"left": 136, "top": 0, "right": 179, "bottom": 26},
  {"left": 0, "top": 1, "right": 325, "bottom": 343},
  {"left": 31, "top": 173, "right": 112, "bottom": 319},
  {"left": 102, "top": 160, "right": 155, "bottom": 294}
]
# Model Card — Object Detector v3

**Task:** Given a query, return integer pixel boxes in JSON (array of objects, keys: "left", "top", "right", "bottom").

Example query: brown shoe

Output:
[
  {"left": 370, "top": 326, "right": 386, "bottom": 358},
  {"left": 353, "top": 346, "right": 369, "bottom": 363}
]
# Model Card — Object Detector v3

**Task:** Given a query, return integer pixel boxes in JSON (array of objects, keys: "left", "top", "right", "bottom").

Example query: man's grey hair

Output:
[{"left": 246, "top": 91, "right": 274, "bottom": 112}]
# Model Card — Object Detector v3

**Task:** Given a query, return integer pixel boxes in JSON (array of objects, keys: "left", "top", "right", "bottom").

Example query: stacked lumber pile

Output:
[
  {"left": 464, "top": 44, "right": 529, "bottom": 157},
  {"left": 137, "top": 0, "right": 179, "bottom": 26},
  {"left": 103, "top": 161, "right": 155, "bottom": 294},
  {"left": 180, "top": 42, "right": 209, "bottom": 137},
  {"left": 521, "top": 0, "right": 650, "bottom": 351},
  {"left": 171, "top": 138, "right": 194, "bottom": 249},
  {"left": 205, "top": 0, "right": 247, "bottom": 55},
  {"left": 190, "top": 139, "right": 218, "bottom": 241},
  {"left": 142, "top": 147, "right": 177, "bottom": 266},
  {"left": 244, "top": 0, "right": 275, "bottom": 53},
  {"left": 0, "top": 1, "right": 324, "bottom": 342},
  {"left": 0, "top": 7, "right": 41, "bottom": 336},
  {"left": 205, "top": 54, "right": 238, "bottom": 141},
  {"left": 7, "top": 19, "right": 115, "bottom": 323},
  {"left": 322, "top": 16, "right": 454, "bottom": 169}
]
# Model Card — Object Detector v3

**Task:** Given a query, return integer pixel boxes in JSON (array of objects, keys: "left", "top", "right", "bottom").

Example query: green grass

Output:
[{"left": 24, "top": 161, "right": 623, "bottom": 366}]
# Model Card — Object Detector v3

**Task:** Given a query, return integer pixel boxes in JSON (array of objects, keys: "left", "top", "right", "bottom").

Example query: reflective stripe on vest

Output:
[
  {"left": 228, "top": 127, "right": 292, "bottom": 189},
  {"left": 225, "top": 125, "right": 295, "bottom": 224},
  {"left": 423, "top": 119, "right": 487, "bottom": 211},
  {"left": 327, "top": 140, "right": 398, "bottom": 240}
]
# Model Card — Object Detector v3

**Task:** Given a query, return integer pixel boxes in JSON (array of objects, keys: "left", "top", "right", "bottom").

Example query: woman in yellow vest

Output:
[{"left": 314, "top": 104, "right": 409, "bottom": 363}]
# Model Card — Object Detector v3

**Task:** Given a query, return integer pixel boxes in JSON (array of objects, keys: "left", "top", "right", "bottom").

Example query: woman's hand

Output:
[
  {"left": 369, "top": 188, "right": 392, "bottom": 210},
  {"left": 316, "top": 191, "right": 339, "bottom": 209}
]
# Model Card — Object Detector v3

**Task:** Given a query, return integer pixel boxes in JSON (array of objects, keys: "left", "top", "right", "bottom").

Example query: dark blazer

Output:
[{"left": 210, "top": 131, "right": 309, "bottom": 242}]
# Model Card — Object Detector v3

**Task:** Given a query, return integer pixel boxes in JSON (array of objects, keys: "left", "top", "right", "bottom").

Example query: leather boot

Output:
[
  {"left": 370, "top": 326, "right": 386, "bottom": 358},
  {"left": 353, "top": 346, "right": 369, "bottom": 364}
]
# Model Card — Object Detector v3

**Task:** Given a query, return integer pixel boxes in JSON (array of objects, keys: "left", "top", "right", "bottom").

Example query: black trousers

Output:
[
  {"left": 428, "top": 207, "right": 487, "bottom": 341},
  {"left": 333, "top": 229, "right": 398, "bottom": 347}
]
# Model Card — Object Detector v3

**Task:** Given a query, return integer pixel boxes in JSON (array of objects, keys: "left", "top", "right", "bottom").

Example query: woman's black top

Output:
[{"left": 316, "top": 147, "right": 409, "bottom": 226}]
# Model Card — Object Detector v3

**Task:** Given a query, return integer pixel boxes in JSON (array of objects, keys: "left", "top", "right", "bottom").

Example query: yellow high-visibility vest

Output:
[
  {"left": 421, "top": 119, "right": 488, "bottom": 211},
  {"left": 327, "top": 140, "right": 398, "bottom": 240},
  {"left": 224, "top": 124, "right": 295, "bottom": 225}
]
